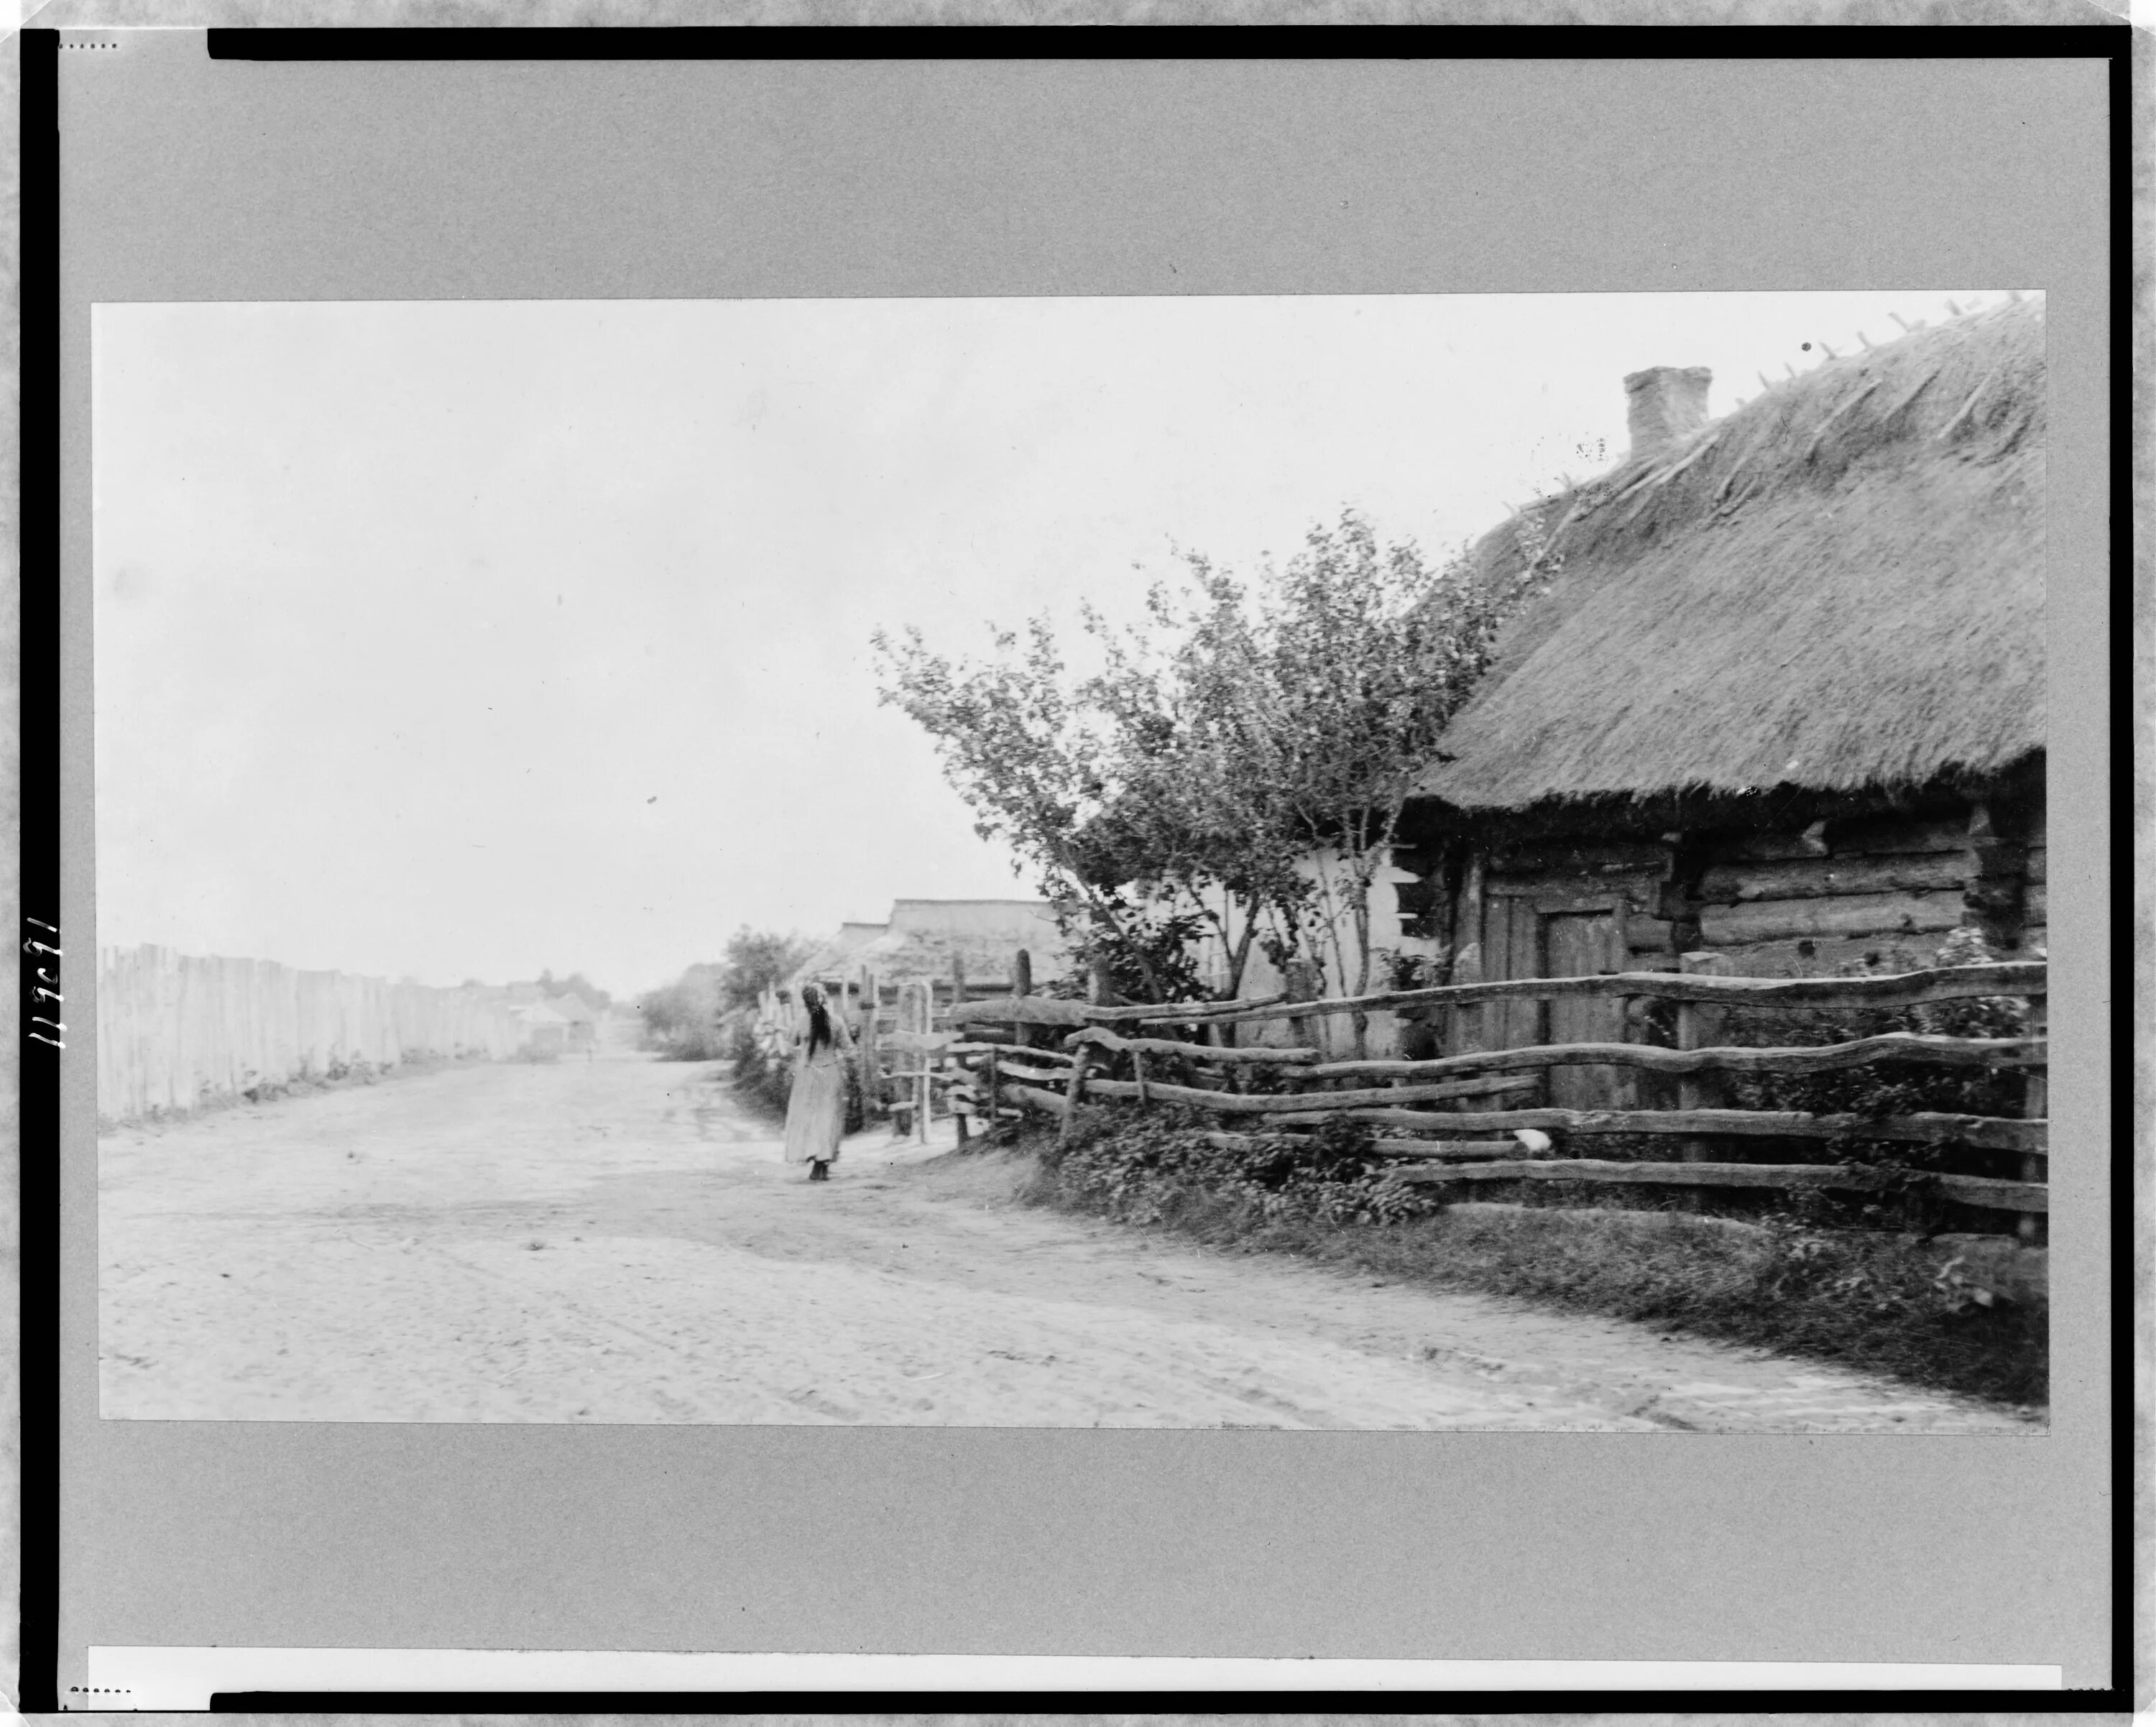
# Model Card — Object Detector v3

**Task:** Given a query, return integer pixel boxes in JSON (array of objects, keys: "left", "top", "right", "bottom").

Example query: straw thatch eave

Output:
[{"left": 1414, "top": 298, "right": 2046, "bottom": 817}]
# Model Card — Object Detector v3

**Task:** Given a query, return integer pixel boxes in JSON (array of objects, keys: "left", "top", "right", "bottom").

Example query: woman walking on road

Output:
[{"left": 783, "top": 982, "right": 854, "bottom": 1182}]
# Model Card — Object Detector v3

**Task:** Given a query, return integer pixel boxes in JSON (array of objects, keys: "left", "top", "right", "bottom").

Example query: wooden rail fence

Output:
[{"left": 943, "top": 959, "right": 2049, "bottom": 1238}]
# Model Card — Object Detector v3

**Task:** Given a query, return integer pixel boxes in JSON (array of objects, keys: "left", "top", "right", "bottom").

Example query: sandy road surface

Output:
[{"left": 100, "top": 1052, "right": 2033, "bottom": 1429}]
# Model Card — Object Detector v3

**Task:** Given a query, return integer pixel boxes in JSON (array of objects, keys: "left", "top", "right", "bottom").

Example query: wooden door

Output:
[
  {"left": 1478, "top": 895, "right": 1544, "bottom": 1051},
  {"left": 1542, "top": 911, "right": 1629, "bottom": 1110}
]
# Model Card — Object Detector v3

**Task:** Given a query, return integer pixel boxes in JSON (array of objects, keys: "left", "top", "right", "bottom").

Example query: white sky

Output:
[{"left": 93, "top": 290, "right": 2006, "bottom": 998}]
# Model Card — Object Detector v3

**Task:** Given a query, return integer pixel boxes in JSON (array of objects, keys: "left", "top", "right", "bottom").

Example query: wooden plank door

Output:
[
  {"left": 1542, "top": 911, "right": 1630, "bottom": 1110},
  {"left": 1478, "top": 895, "right": 1544, "bottom": 1051}
]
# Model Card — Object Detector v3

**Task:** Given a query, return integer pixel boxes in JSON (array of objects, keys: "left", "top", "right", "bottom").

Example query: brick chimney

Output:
[{"left": 1624, "top": 365, "right": 1712, "bottom": 463}]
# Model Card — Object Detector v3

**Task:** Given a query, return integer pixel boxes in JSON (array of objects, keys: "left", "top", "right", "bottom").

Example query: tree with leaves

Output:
[
  {"left": 874, "top": 507, "right": 1554, "bottom": 1023},
  {"left": 717, "top": 926, "right": 814, "bottom": 1012}
]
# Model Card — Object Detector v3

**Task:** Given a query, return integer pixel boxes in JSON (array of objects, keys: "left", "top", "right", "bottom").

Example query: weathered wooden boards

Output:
[
  {"left": 1697, "top": 852, "right": 1970, "bottom": 903},
  {"left": 1069, "top": 1028, "right": 1323, "bottom": 1065},
  {"left": 1698, "top": 890, "right": 1966, "bottom": 947},
  {"left": 947, "top": 990, "right": 1289, "bottom": 1029},
  {"left": 1257, "top": 1104, "right": 2044, "bottom": 1151},
  {"left": 1393, "top": 1156, "right": 2045, "bottom": 1214},
  {"left": 883, "top": 1030, "right": 958, "bottom": 1054},
  {"left": 955, "top": 961, "right": 2050, "bottom": 1031},
  {"left": 1202, "top": 1130, "right": 1529, "bottom": 1161},
  {"left": 1064, "top": 960, "right": 2044, "bottom": 1028},
  {"left": 1282, "top": 1031, "right": 2040, "bottom": 1082},
  {"left": 1079, "top": 1072, "right": 1540, "bottom": 1114}
]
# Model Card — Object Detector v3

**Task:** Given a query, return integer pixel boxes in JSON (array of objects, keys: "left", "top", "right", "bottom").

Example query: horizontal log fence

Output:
[
  {"left": 1203, "top": 1131, "right": 1534, "bottom": 1161},
  {"left": 1069, "top": 1028, "right": 1324, "bottom": 1065},
  {"left": 1073, "top": 1072, "right": 1544, "bottom": 1113},
  {"left": 1389, "top": 1158, "right": 2045, "bottom": 1213},
  {"left": 1077, "top": 1031, "right": 2042, "bottom": 1086},
  {"left": 945, "top": 960, "right": 2048, "bottom": 1225},
  {"left": 944, "top": 960, "right": 2045, "bottom": 1030}
]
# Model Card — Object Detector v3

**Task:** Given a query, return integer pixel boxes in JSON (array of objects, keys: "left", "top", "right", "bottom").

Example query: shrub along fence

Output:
[
  {"left": 946, "top": 959, "right": 2049, "bottom": 1243},
  {"left": 97, "top": 944, "right": 528, "bottom": 1124}
]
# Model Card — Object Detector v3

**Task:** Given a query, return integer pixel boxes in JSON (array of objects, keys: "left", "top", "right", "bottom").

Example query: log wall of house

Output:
[{"left": 1417, "top": 787, "right": 2045, "bottom": 1069}]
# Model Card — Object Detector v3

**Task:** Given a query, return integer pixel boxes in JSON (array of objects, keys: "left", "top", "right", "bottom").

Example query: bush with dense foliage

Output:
[{"left": 1040, "top": 1104, "right": 1440, "bottom": 1230}]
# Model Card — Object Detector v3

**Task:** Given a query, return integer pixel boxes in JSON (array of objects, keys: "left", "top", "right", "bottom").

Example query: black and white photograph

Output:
[{"left": 93, "top": 287, "right": 2049, "bottom": 1433}]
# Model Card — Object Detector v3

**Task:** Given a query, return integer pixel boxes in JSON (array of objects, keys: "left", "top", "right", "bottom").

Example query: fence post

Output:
[
  {"left": 1449, "top": 852, "right": 1486, "bottom": 1061},
  {"left": 2021, "top": 990, "right": 2047, "bottom": 1248},
  {"left": 859, "top": 967, "right": 880, "bottom": 1123},
  {"left": 1008, "top": 947, "right": 1033, "bottom": 1055},
  {"left": 1674, "top": 951, "right": 1731, "bottom": 1208},
  {"left": 913, "top": 980, "right": 931, "bottom": 1144},
  {"left": 1284, "top": 957, "right": 1322, "bottom": 1102},
  {"left": 1060, "top": 1044, "right": 1094, "bottom": 1147}
]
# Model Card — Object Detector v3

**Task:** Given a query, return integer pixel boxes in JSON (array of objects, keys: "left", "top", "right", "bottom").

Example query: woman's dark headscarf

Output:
[{"left": 801, "top": 984, "right": 833, "bottom": 1058}]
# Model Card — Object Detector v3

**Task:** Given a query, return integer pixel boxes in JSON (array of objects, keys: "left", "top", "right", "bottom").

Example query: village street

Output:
[{"left": 98, "top": 1051, "right": 2034, "bottom": 1431}]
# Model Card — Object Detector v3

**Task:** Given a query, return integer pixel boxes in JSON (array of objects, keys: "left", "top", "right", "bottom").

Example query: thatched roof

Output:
[
  {"left": 788, "top": 901, "right": 1071, "bottom": 987},
  {"left": 1416, "top": 297, "right": 2045, "bottom": 817}
]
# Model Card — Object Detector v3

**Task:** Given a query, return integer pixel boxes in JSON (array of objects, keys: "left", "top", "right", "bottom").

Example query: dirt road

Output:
[{"left": 99, "top": 1052, "right": 2032, "bottom": 1430}]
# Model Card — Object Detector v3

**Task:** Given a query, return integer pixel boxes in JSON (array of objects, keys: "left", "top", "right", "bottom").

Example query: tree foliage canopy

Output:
[
  {"left": 638, "top": 927, "right": 814, "bottom": 1058},
  {"left": 874, "top": 507, "right": 1554, "bottom": 1010}
]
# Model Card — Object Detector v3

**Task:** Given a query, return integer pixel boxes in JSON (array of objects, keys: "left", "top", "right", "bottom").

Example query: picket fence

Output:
[{"left": 96, "top": 944, "right": 528, "bottom": 1123}]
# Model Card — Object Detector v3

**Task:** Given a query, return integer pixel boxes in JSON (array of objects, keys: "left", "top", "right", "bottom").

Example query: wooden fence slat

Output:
[
  {"left": 1232, "top": 1031, "right": 2040, "bottom": 1084},
  {"left": 976, "top": 1057, "right": 1072, "bottom": 1087},
  {"left": 949, "top": 1040, "right": 1074, "bottom": 1063},
  {"left": 949, "top": 962, "right": 2045, "bottom": 1033},
  {"left": 948, "top": 992, "right": 1291, "bottom": 1028},
  {"left": 1067, "top": 1028, "right": 1323, "bottom": 1065},
  {"left": 1097, "top": 961, "right": 2048, "bottom": 1027},
  {"left": 1202, "top": 1131, "right": 1526, "bottom": 1161},
  {"left": 1080, "top": 1073, "right": 1540, "bottom": 1114},
  {"left": 885, "top": 1030, "right": 957, "bottom": 1053},
  {"left": 1290, "top": 1105, "right": 2044, "bottom": 1151},
  {"left": 1394, "top": 1157, "right": 2046, "bottom": 1214}
]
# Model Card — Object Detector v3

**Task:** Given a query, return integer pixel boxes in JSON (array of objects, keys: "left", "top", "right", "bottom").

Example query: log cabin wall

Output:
[
  {"left": 1416, "top": 779, "right": 2044, "bottom": 1097},
  {"left": 1687, "top": 792, "right": 2045, "bottom": 978}
]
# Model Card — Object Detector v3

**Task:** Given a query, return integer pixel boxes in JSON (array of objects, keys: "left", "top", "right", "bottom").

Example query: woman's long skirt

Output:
[{"left": 783, "top": 1056, "right": 847, "bottom": 1164}]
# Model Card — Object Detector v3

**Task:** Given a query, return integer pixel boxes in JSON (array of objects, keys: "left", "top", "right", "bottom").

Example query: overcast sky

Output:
[{"left": 93, "top": 290, "right": 2007, "bottom": 998}]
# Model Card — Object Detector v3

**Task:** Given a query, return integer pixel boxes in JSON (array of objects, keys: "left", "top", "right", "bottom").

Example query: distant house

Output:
[
  {"left": 786, "top": 921, "right": 893, "bottom": 990},
  {"left": 1362, "top": 296, "right": 2046, "bottom": 1095},
  {"left": 548, "top": 991, "right": 599, "bottom": 1051},
  {"left": 512, "top": 998, "right": 572, "bottom": 1054},
  {"left": 786, "top": 899, "right": 1072, "bottom": 1010}
]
